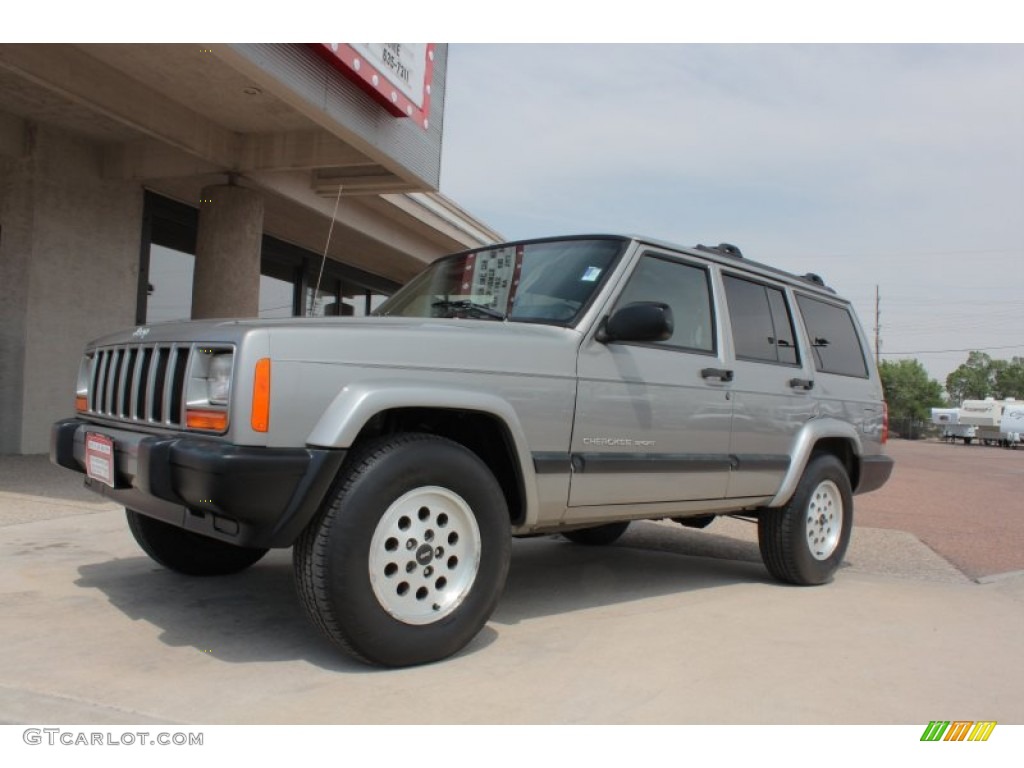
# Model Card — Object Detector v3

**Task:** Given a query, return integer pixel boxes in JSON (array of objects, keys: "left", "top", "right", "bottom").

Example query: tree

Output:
[
  {"left": 945, "top": 351, "right": 995, "bottom": 404},
  {"left": 879, "top": 359, "right": 945, "bottom": 424},
  {"left": 945, "top": 352, "right": 1024, "bottom": 403},
  {"left": 993, "top": 357, "right": 1024, "bottom": 400}
]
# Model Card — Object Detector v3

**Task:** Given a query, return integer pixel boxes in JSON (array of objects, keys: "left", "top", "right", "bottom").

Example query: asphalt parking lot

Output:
[
  {"left": 855, "top": 438, "right": 1024, "bottom": 579},
  {"left": 1, "top": 441, "right": 1022, "bottom": 724}
]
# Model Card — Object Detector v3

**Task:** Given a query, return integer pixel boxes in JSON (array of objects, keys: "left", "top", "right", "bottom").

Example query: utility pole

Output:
[{"left": 874, "top": 284, "right": 881, "bottom": 366}]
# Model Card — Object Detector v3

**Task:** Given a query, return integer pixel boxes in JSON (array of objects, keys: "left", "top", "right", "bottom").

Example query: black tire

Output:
[
  {"left": 963, "top": 437, "right": 973, "bottom": 445},
  {"left": 562, "top": 521, "right": 630, "bottom": 545},
  {"left": 675, "top": 514, "right": 715, "bottom": 529},
  {"left": 293, "top": 433, "right": 511, "bottom": 667},
  {"left": 757, "top": 454, "right": 852, "bottom": 586},
  {"left": 126, "top": 509, "right": 268, "bottom": 576}
]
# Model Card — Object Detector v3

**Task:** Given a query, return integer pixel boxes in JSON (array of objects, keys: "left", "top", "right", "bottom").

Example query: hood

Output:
[{"left": 88, "top": 316, "right": 585, "bottom": 379}]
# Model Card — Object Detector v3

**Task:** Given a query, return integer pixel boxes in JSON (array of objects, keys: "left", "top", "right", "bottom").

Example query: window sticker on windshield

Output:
[{"left": 581, "top": 266, "right": 602, "bottom": 282}]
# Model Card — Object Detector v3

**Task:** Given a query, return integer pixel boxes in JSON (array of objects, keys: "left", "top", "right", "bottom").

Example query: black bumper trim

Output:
[
  {"left": 51, "top": 419, "right": 346, "bottom": 548},
  {"left": 856, "top": 454, "right": 894, "bottom": 495}
]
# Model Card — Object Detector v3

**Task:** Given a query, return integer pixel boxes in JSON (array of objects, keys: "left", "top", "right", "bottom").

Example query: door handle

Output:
[
  {"left": 701, "top": 368, "right": 734, "bottom": 382},
  {"left": 789, "top": 378, "right": 814, "bottom": 390}
]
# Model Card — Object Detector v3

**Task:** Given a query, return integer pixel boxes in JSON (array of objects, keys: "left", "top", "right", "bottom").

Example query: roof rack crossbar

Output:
[{"left": 695, "top": 242, "right": 744, "bottom": 259}]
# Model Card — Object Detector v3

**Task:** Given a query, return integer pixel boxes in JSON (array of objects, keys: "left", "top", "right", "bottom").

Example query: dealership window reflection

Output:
[{"left": 146, "top": 245, "right": 194, "bottom": 323}]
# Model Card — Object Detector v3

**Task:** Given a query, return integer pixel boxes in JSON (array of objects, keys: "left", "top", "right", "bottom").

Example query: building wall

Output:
[
  {"left": 0, "top": 122, "right": 142, "bottom": 454},
  {"left": 0, "top": 146, "right": 32, "bottom": 453}
]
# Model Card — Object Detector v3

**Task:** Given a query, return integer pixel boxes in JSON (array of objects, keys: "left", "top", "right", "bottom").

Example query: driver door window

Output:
[{"left": 612, "top": 255, "right": 715, "bottom": 353}]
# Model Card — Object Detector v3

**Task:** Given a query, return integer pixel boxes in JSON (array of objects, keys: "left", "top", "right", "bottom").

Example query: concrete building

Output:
[{"left": 0, "top": 44, "right": 500, "bottom": 455}]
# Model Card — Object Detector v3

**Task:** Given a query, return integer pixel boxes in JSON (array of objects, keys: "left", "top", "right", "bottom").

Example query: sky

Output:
[
  {"left": 10, "top": 9, "right": 1021, "bottom": 388},
  {"left": 437, "top": 44, "right": 1024, "bottom": 387}
]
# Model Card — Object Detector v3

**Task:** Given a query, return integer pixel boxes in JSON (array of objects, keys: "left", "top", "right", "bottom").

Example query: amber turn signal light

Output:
[
  {"left": 186, "top": 409, "right": 228, "bottom": 431},
  {"left": 251, "top": 358, "right": 271, "bottom": 432}
]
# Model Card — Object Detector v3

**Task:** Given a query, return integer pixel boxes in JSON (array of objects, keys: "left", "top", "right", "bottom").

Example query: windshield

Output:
[{"left": 375, "top": 238, "right": 627, "bottom": 325}]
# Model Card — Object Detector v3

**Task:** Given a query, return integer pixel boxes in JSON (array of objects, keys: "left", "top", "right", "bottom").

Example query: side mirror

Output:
[{"left": 597, "top": 302, "right": 674, "bottom": 343}]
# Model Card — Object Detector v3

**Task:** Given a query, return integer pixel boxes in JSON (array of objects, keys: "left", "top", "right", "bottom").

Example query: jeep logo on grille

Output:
[{"left": 132, "top": 327, "right": 150, "bottom": 340}]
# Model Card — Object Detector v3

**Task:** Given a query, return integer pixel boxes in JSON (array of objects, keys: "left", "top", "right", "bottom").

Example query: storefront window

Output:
[
  {"left": 140, "top": 193, "right": 398, "bottom": 324},
  {"left": 260, "top": 260, "right": 297, "bottom": 318},
  {"left": 145, "top": 244, "right": 194, "bottom": 323},
  {"left": 305, "top": 279, "right": 340, "bottom": 317}
]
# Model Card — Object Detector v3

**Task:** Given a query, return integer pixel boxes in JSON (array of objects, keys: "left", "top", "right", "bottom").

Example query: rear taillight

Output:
[{"left": 881, "top": 401, "right": 889, "bottom": 444}]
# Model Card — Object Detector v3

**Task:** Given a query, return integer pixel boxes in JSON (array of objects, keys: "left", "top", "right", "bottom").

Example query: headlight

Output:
[
  {"left": 186, "top": 347, "right": 234, "bottom": 432},
  {"left": 207, "top": 353, "right": 233, "bottom": 405}
]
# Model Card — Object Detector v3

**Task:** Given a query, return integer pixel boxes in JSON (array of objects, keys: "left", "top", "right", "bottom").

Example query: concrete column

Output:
[
  {"left": 2, "top": 123, "right": 142, "bottom": 454},
  {"left": 0, "top": 152, "right": 31, "bottom": 454},
  {"left": 191, "top": 184, "right": 264, "bottom": 319}
]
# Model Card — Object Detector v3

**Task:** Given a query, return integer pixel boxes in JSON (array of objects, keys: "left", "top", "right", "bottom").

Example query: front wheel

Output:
[
  {"left": 293, "top": 434, "right": 511, "bottom": 667},
  {"left": 757, "top": 454, "right": 853, "bottom": 585},
  {"left": 126, "top": 510, "right": 268, "bottom": 575}
]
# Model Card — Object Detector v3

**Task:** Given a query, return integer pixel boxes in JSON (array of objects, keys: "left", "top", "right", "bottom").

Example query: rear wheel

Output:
[
  {"left": 562, "top": 521, "right": 630, "bottom": 546},
  {"left": 294, "top": 433, "right": 511, "bottom": 667},
  {"left": 758, "top": 454, "right": 852, "bottom": 585},
  {"left": 126, "top": 510, "right": 267, "bottom": 575},
  {"left": 675, "top": 514, "right": 715, "bottom": 529}
]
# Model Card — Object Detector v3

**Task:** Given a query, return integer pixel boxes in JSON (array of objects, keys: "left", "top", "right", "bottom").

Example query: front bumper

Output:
[{"left": 51, "top": 418, "right": 346, "bottom": 548}]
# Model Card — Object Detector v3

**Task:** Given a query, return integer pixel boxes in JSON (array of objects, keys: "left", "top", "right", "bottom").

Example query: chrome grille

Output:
[{"left": 88, "top": 344, "right": 192, "bottom": 426}]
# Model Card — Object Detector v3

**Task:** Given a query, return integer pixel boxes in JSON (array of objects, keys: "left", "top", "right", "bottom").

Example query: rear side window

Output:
[
  {"left": 796, "top": 295, "right": 869, "bottom": 378},
  {"left": 722, "top": 274, "right": 799, "bottom": 365}
]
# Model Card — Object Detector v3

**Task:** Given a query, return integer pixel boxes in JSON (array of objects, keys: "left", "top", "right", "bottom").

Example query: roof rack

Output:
[
  {"left": 801, "top": 272, "right": 836, "bottom": 293},
  {"left": 695, "top": 242, "right": 743, "bottom": 259}
]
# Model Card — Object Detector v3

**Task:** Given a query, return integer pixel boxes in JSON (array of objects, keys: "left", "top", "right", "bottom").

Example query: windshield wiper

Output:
[{"left": 432, "top": 300, "right": 506, "bottom": 320}]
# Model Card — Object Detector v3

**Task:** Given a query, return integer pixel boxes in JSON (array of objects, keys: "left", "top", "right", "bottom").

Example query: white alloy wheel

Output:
[
  {"left": 758, "top": 453, "right": 853, "bottom": 586},
  {"left": 805, "top": 479, "right": 842, "bottom": 561},
  {"left": 369, "top": 486, "right": 482, "bottom": 625}
]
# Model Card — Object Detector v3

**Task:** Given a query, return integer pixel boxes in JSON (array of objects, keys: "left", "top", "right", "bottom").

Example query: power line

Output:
[
  {"left": 806, "top": 247, "right": 1022, "bottom": 261},
  {"left": 880, "top": 344, "right": 1023, "bottom": 355}
]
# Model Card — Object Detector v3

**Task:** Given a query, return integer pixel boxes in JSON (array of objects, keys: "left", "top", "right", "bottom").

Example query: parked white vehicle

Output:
[
  {"left": 931, "top": 407, "right": 977, "bottom": 444},
  {"left": 1000, "top": 403, "right": 1024, "bottom": 449},
  {"left": 958, "top": 398, "right": 1007, "bottom": 445}
]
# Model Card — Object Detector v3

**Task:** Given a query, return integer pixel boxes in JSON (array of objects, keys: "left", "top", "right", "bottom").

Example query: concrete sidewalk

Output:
[{"left": 2, "top": 456, "right": 1022, "bottom": 724}]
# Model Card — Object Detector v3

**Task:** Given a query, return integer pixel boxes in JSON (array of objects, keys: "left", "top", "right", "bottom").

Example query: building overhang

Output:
[{"left": 0, "top": 43, "right": 500, "bottom": 276}]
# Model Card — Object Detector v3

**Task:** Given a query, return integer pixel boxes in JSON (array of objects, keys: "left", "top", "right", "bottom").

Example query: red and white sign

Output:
[
  {"left": 459, "top": 246, "right": 524, "bottom": 315},
  {"left": 314, "top": 43, "right": 436, "bottom": 130},
  {"left": 84, "top": 432, "right": 115, "bottom": 488}
]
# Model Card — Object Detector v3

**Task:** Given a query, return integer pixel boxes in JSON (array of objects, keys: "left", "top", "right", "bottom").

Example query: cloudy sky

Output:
[{"left": 438, "top": 44, "right": 1023, "bottom": 385}]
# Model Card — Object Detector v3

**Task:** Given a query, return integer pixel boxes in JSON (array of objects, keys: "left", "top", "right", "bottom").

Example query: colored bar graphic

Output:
[
  {"left": 920, "top": 720, "right": 996, "bottom": 742},
  {"left": 921, "top": 721, "right": 949, "bottom": 741},
  {"left": 944, "top": 721, "right": 973, "bottom": 741},
  {"left": 967, "top": 722, "right": 997, "bottom": 742}
]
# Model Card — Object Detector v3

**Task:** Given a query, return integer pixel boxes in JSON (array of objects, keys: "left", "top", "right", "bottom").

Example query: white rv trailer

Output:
[
  {"left": 959, "top": 398, "right": 1021, "bottom": 446},
  {"left": 1001, "top": 402, "right": 1024, "bottom": 448},
  {"left": 930, "top": 407, "right": 977, "bottom": 444}
]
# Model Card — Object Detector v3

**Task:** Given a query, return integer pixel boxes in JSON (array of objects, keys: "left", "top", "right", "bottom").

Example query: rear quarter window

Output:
[{"left": 795, "top": 294, "right": 869, "bottom": 378}]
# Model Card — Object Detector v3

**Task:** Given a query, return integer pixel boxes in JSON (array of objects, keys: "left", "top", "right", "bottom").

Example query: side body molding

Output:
[
  {"left": 305, "top": 380, "right": 541, "bottom": 525},
  {"left": 767, "top": 418, "right": 864, "bottom": 508}
]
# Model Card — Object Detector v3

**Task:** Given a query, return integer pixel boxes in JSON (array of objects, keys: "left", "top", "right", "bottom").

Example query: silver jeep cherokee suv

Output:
[{"left": 52, "top": 235, "right": 893, "bottom": 666}]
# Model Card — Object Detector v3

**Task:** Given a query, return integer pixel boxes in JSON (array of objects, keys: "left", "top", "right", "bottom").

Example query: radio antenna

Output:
[{"left": 309, "top": 181, "right": 344, "bottom": 317}]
